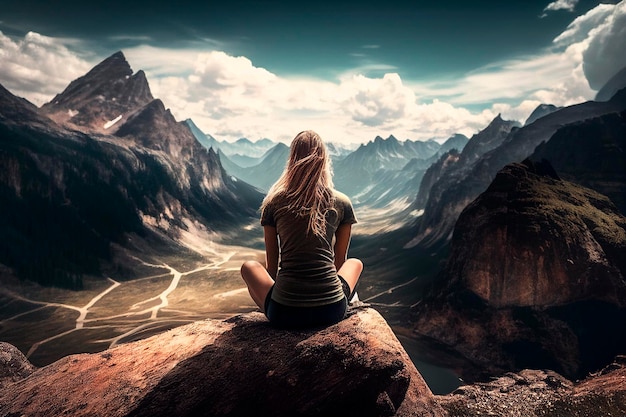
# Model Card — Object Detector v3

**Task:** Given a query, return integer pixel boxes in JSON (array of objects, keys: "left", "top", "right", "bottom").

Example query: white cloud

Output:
[
  {"left": 0, "top": 31, "right": 92, "bottom": 105},
  {"left": 339, "top": 73, "right": 416, "bottom": 127},
  {"left": 143, "top": 52, "right": 500, "bottom": 143},
  {"left": 551, "top": 1, "right": 626, "bottom": 90},
  {"left": 581, "top": 1, "right": 626, "bottom": 89},
  {"left": 1, "top": 2, "right": 623, "bottom": 145},
  {"left": 411, "top": 100, "right": 496, "bottom": 139},
  {"left": 411, "top": 44, "right": 593, "bottom": 110},
  {"left": 553, "top": 3, "right": 614, "bottom": 45},
  {"left": 542, "top": 0, "right": 579, "bottom": 17},
  {"left": 414, "top": 1, "right": 626, "bottom": 111}
]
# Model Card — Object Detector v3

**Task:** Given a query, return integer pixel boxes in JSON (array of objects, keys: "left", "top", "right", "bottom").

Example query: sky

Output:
[{"left": 0, "top": 0, "right": 625, "bottom": 144}]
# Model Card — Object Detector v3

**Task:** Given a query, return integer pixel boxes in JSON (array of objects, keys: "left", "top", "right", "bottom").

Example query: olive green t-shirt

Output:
[{"left": 261, "top": 190, "right": 357, "bottom": 307}]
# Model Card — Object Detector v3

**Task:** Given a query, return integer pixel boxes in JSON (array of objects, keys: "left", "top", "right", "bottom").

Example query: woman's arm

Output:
[
  {"left": 264, "top": 225, "right": 279, "bottom": 279},
  {"left": 334, "top": 223, "right": 352, "bottom": 272}
]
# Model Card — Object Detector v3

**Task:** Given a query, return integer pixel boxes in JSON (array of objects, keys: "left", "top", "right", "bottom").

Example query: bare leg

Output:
[
  {"left": 240, "top": 260, "right": 275, "bottom": 312},
  {"left": 338, "top": 258, "right": 363, "bottom": 295}
]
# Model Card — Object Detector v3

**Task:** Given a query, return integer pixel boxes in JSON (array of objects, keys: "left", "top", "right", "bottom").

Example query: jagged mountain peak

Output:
[
  {"left": 461, "top": 115, "right": 518, "bottom": 154},
  {"left": 439, "top": 134, "right": 469, "bottom": 154},
  {"left": 466, "top": 114, "right": 518, "bottom": 145},
  {"left": 235, "top": 137, "right": 254, "bottom": 145},
  {"left": 116, "top": 99, "right": 170, "bottom": 133},
  {"left": 40, "top": 51, "right": 154, "bottom": 133},
  {"left": 185, "top": 119, "right": 220, "bottom": 151},
  {"left": 372, "top": 134, "right": 399, "bottom": 144},
  {"left": 525, "top": 104, "right": 561, "bottom": 126},
  {"left": 484, "top": 113, "right": 509, "bottom": 129},
  {"left": 83, "top": 51, "right": 132, "bottom": 80},
  {"left": 259, "top": 142, "right": 289, "bottom": 166},
  {"left": 115, "top": 98, "right": 199, "bottom": 155}
]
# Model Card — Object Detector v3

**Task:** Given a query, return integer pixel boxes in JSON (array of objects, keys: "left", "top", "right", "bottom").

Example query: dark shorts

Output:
[{"left": 264, "top": 276, "right": 353, "bottom": 329}]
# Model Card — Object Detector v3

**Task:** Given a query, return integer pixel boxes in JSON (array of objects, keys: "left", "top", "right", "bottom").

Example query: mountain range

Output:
[
  {"left": 1, "top": 49, "right": 626, "bottom": 388},
  {"left": 192, "top": 128, "right": 469, "bottom": 210},
  {"left": 405, "top": 87, "right": 626, "bottom": 250},
  {"left": 186, "top": 119, "right": 276, "bottom": 163},
  {"left": 0, "top": 52, "right": 262, "bottom": 288},
  {"left": 219, "top": 142, "right": 290, "bottom": 192},
  {"left": 400, "top": 76, "right": 626, "bottom": 381}
]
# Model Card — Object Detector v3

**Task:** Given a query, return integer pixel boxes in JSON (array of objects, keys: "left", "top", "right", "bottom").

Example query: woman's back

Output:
[
  {"left": 240, "top": 130, "right": 363, "bottom": 329},
  {"left": 261, "top": 190, "right": 356, "bottom": 307}
]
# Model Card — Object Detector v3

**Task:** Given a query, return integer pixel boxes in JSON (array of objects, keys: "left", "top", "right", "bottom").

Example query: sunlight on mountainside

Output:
[{"left": 353, "top": 199, "right": 419, "bottom": 235}]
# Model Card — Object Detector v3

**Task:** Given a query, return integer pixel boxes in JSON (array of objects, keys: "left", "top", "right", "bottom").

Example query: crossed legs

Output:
[{"left": 240, "top": 258, "right": 363, "bottom": 312}]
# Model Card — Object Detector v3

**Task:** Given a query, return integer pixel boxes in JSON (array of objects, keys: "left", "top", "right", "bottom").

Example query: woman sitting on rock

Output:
[{"left": 241, "top": 130, "right": 363, "bottom": 329}]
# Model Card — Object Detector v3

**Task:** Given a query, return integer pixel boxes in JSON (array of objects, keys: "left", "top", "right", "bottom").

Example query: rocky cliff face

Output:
[
  {"left": 407, "top": 115, "right": 519, "bottom": 246},
  {"left": 524, "top": 104, "right": 560, "bottom": 126},
  {"left": 0, "top": 343, "right": 35, "bottom": 389},
  {"left": 449, "top": 159, "right": 626, "bottom": 308},
  {"left": 0, "top": 308, "right": 445, "bottom": 417},
  {"left": 413, "top": 160, "right": 626, "bottom": 380},
  {"left": 530, "top": 110, "right": 626, "bottom": 215},
  {"left": 413, "top": 149, "right": 461, "bottom": 211},
  {"left": 40, "top": 51, "right": 154, "bottom": 133}
]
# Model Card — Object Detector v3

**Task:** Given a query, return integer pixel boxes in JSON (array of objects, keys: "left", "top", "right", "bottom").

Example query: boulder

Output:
[
  {"left": 0, "top": 307, "right": 444, "bottom": 417},
  {"left": 0, "top": 342, "right": 36, "bottom": 389}
]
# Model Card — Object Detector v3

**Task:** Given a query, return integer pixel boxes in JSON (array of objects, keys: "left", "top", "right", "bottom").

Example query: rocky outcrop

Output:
[
  {"left": 40, "top": 51, "right": 154, "bottom": 133},
  {"left": 0, "top": 308, "right": 445, "bottom": 417},
  {"left": 530, "top": 109, "right": 626, "bottom": 215},
  {"left": 413, "top": 150, "right": 461, "bottom": 211},
  {"left": 413, "top": 160, "right": 626, "bottom": 380},
  {"left": 0, "top": 342, "right": 35, "bottom": 389},
  {"left": 438, "top": 356, "right": 626, "bottom": 417},
  {"left": 448, "top": 159, "right": 626, "bottom": 308},
  {"left": 407, "top": 115, "right": 519, "bottom": 247}
]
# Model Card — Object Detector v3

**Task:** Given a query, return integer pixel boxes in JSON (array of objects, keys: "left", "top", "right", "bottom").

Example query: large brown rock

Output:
[
  {"left": 0, "top": 308, "right": 444, "bottom": 417},
  {"left": 448, "top": 159, "right": 626, "bottom": 308},
  {"left": 413, "top": 160, "right": 626, "bottom": 380}
]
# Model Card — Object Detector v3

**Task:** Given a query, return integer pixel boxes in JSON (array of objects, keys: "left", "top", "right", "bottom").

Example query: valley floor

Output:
[{"left": 0, "top": 245, "right": 259, "bottom": 367}]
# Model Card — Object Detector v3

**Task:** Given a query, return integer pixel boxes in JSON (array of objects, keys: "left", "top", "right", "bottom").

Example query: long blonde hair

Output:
[{"left": 262, "top": 130, "right": 334, "bottom": 237}]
